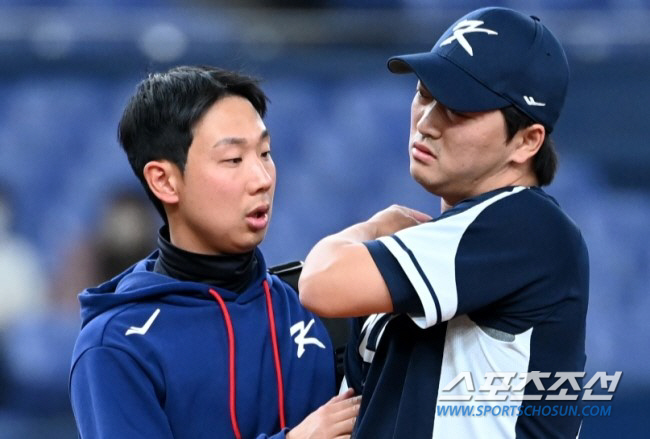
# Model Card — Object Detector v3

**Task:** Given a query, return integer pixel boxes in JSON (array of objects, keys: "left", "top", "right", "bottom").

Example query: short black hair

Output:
[
  {"left": 117, "top": 65, "right": 268, "bottom": 220},
  {"left": 500, "top": 106, "right": 558, "bottom": 186}
]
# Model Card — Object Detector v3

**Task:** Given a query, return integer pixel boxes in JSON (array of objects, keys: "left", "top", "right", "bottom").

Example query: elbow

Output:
[
  {"left": 298, "top": 273, "right": 336, "bottom": 317},
  {"left": 298, "top": 274, "right": 323, "bottom": 313}
]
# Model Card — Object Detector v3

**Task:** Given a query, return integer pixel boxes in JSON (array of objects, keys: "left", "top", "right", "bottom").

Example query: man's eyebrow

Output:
[{"left": 214, "top": 129, "right": 270, "bottom": 147}]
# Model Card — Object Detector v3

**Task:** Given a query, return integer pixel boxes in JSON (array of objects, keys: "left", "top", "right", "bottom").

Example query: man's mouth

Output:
[
  {"left": 411, "top": 142, "right": 436, "bottom": 162},
  {"left": 245, "top": 205, "right": 270, "bottom": 231}
]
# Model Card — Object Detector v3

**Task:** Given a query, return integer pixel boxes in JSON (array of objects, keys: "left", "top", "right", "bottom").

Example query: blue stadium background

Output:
[{"left": 0, "top": 0, "right": 648, "bottom": 437}]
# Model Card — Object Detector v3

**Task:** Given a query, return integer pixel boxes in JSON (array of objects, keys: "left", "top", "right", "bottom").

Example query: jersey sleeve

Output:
[
  {"left": 369, "top": 187, "right": 579, "bottom": 330},
  {"left": 70, "top": 346, "right": 174, "bottom": 439},
  {"left": 364, "top": 240, "right": 423, "bottom": 315}
]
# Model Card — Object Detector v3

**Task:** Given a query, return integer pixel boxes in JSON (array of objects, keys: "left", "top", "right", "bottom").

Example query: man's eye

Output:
[
  {"left": 261, "top": 150, "right": 272, "bottom": 159},
  {"left": 223, "top": 157, "right": 242, "bottom": 164},
  {"left": 416, "top": 87, "right": 432, "bottom": 100}
]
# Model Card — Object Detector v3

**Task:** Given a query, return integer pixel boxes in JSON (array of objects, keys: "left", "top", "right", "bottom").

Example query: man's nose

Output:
[
  {"left": 247, "top": 159, "right": 273, "bottom": 194},
  {"left": 415, "top": 100, "right": 442, "bottom": 139}
]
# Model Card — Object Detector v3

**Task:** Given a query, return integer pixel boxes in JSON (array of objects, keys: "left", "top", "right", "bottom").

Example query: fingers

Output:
[
  {"left": 328, "top": 387, "right": 355, "bottom": 403},
  {"left": 329, "top": 395, "right": 361, "bottom": 421},
  {"left": 389, "top": 204, "right": 431, "bottom": 222},
  {"left": 404, "top": 206, "right": 433, "bottom": 222},
  {"left": 369, "top": 204, "right": 432, "bottom": 236},
  {"left": 328, "top": 396, "right": 361, "bottom": 437},
  {"left": 287, "top": 390, "right": 361, "bottom": 439},
  {"left": 323, "top": 392, "right": 361, "bottom": 422}
]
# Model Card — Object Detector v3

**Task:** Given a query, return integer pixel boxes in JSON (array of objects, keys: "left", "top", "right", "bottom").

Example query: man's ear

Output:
[
  {"left": 510, "top": 123, "right": 545, "bottom": 165},
  {"left": 143, "top": 160, "right": 181, "bottom": 206}
]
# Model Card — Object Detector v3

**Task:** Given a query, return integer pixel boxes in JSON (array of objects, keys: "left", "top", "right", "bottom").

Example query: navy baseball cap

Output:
[{"left": 388, "top": 7, "right": 569, "bottom": 131}]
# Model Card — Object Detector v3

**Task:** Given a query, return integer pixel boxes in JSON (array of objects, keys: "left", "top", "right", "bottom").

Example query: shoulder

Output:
[
  {"left": 391, "top": 187, "right": 533, "bottom": 245},
  {"left": 486, "top": 187, "right": 585, "bottom": 247},
  {"left": 389, "top": 186, "right": 586, "bottom": 272},
  {"left": 268, "top": 260, "right": 302, "bottom": 293},
  {"left": 72, "top": 302, "right": 164, "bottom": 364},
  {"left": 442, "top": 186, "right": 584, "bottom": 242},
  {"left": 457, "top": 187, "right": 588, "bottom": 284}
]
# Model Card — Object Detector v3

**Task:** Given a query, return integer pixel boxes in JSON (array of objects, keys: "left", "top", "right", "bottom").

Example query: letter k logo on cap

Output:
[{"left": 440, "top": 19, "right": 498, "bottom": 56}]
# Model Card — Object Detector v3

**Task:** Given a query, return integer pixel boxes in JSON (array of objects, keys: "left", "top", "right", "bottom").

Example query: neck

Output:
[
  {"left": 153, "top": 226, "right": 259, "bottom": 293},
  {"left": 441, "top": 169, "right": 538, "bottom": 210}
]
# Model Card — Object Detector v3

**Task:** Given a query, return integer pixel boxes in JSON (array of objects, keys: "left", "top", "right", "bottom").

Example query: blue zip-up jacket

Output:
[{"left": 70, "top": 249, "right": 336, "bottom": 438}]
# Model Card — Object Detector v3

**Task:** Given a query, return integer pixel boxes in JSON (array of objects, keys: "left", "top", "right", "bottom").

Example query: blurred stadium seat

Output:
[{"left": 0, "top": 2, "right": 648, "bottom": 437}]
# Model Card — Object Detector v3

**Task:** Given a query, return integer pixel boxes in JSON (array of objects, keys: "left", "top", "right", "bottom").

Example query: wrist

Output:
[{"left": 348, "top": 220, "right": 382, "bottom": 241}]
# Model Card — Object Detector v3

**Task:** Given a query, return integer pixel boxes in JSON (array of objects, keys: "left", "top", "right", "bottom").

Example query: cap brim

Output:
[{"left": 388, "top": 52, "right": 511, "bottom": 112}]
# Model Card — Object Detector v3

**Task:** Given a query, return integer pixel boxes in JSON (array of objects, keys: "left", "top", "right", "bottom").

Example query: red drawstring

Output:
[
  {"left": 209, "top": 289, "right": 242, "bottom": 439},
  {"left": 263, "top": 280, "right": 287, "bottom": 429},
  {"left": 209, "top": 279, "right": 286, "bottom": 439}
]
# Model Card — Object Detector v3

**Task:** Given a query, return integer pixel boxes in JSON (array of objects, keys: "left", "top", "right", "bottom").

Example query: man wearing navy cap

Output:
[{"left": 300, "top": 7, "right": 588, "bottom": 438}]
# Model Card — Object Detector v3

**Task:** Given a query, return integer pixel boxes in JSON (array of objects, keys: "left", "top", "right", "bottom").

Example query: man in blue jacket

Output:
[{"left": 70, "top": 65, "right": 359, "bottom": 439}]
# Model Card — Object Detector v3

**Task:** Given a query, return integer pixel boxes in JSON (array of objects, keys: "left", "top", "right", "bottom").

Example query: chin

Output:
[
  {"left": 412, "top": 171, "right": 443, "bottom": 196},
  {"left": 238, "top": 233, "right": 266, "bottom": 253},
  {"left": 411, "top": 167, "right": 430, "bottom": 187}
]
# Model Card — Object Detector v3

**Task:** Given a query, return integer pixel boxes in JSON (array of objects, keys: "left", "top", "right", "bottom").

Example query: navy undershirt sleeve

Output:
[{"left": 363, "top": 240, "right": 424, "bottom": 315}]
